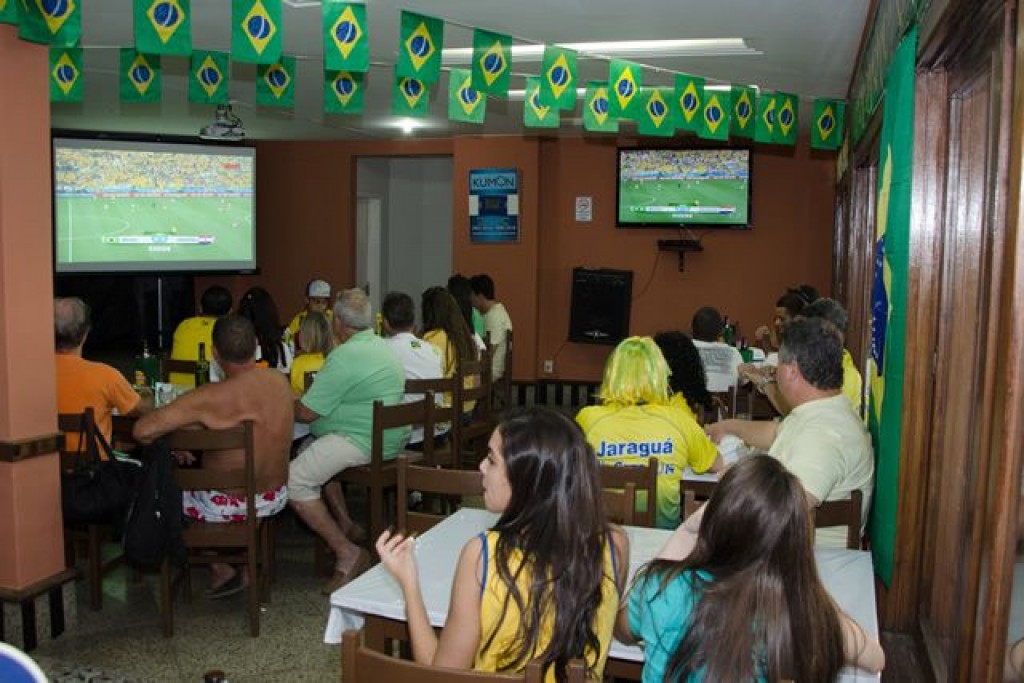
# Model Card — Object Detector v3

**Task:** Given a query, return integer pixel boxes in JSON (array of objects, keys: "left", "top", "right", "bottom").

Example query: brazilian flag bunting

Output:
[
  {"left": 524, "top": 76, "right": 559, "bottom": 128},
  {"left": 811, "top": 98, "right": 845, "bottom": 150},
  {"left": 323, "top": 1, "right": 368, "bottom": 72},
  {"left": 257, "top": 56, "right": 296, "bottom": 107},
  {"left": 231, "top": 0, "right": 282, "bottom": 64},
  {"left": 189, "top": 50, "right": 229, "bottom": 104},
  {"left": 134, "top": 0, "right": 191, "bottom": 56},
  {"left": 448, "top": 68, "right": 486, "bottom": 124},
  {"left": 19, "top": 0, "right": 80, "bottom": 46},
  {"left": 774, "top": 92, "right": 798, "bottom": 145},
  {"left": 583, "top": 81, "right": 617, "bottom": 133},
  {"left": 636, "top": 88, "right": 674, "bottom": 137},
  {"left": 396, "top": 10, "right": 443, "bottom": 83},
  {"left": 699, "top": 89, "right": 731, "bottom": 141},
  {"left": 120, "top": 49, "right": 161, "bottom": 102},
  {"left": 608, "top": 59, "right": 641, "bottom": 118},
  {"left": 730, "top": 85, "right": 756, "bottom": 138},
  {"left": 674, "top": 73, "right": 704, "bottom": 132},
  {"left": 754, "top": 91, "right": 776, "bottom": 143},
  {"left": 0, "top": 0, "right": 20, "bottom": 26},
  {"left": 324, "top": 69, "right": 364, "bottom": 114},
  {"left": 392, "top": 65, "right": 429, "bottom": 117},
  {"left": 470, "top": 28, "right": 511, "bottom": 97},
  {"left": 539, "top": 45, "right": 577, "bottom": 110},
  {"left": 49, "top": 47, "right": 82, "bottom": 102}
]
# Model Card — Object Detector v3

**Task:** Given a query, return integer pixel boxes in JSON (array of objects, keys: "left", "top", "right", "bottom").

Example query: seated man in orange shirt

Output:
[
  {"left": 133, "top": 314, "right": 295, "bottom": 597},
  {"left": 55, "top": 297, "right": 153, "bottom": 452}
]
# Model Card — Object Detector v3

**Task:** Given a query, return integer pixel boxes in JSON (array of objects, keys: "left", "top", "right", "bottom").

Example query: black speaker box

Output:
[{"left": 568, "top": 268, "right": 633, "bottom": 345}]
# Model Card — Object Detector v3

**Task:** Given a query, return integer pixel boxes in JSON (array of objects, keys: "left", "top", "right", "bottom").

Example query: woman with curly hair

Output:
[
  {"left": 654, "top": 331, "right": 714, "bottom": 422},
  {"left": 377, "top": 408, "right": 629, "bottom": 681},
  {"left": 577, "top": 336, "right": 723, "bottom": 529}
]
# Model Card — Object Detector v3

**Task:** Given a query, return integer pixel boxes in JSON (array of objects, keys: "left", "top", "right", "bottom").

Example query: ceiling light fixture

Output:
[
  {"left": 443, "top": 38, "right": 758, "bottom": 64},
  {"left": 504, "top": 83, "right": 736, "bottom": 100}
]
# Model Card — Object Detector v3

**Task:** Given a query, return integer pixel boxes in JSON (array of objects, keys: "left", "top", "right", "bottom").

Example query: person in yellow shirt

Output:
[
  {"left": 168, "top": 285, "right": 232, "bottom": 386},
  {"left": 289, "top": 311, "right": 333, "bottom": 396},
  {"left": 576, "top": 336, "right": 724, "bottom": 529},
  {"left": 421, "top": 287, "right": 480, "bottom": 413},
  {"left": 803, "top": 298, "right": 864, "bottom": 416},
  {"left": 285, "top": 279, "right": 333, "bottom": 349}
]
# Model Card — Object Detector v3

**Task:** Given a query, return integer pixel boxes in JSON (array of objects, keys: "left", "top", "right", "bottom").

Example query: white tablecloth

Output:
[{"left": 325, "top": 508, "right": 880, "bottom": 681}]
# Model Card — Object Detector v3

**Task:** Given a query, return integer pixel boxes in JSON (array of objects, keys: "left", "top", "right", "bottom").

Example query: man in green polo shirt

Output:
[{"left": 289, "top": 287, "right": 407, "bottom": 594}]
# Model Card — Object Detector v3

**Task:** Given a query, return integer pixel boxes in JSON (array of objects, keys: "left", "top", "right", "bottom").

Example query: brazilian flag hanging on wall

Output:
[
  {"left": 731, "top": 85, "right": 756, "bottom": 138},
  {"left": 812, "top": 98, "right": 846, "bottom": 150},
  {"left": 674, "top": 73, "right": 704, "bottom": 133},
  {"left": 471, "top": 28, "right": 511, "bottom": 97},
  {"left": 0, "top": 0, "right": 21, "bottom": 26},
  {"left": 324, "top": 69, "right": 363, "bottom": 114},
  {"left": 19, "top": 0, "right": 80, "bottom": 46},
  {"left": 189, "top": 50, "right": 229, "bottom": 104},
  {"left": 231, "top": 0, "right": 282, "bottom": 64},
  {"left": 524, "top": 76, "right": 559, "bottom": 128},
  {"left": 636, "top": 88, "right": 674, "bottom": 137},
  {"left": 448, "top": 68, "right": 485, "bottom": 124},
  {"left": 256, "top": 56, "right": 295, "bottom": 107},
  {"left": 49, "top": 46, "right": 82, "bottom": 102},
  {"left": 120, "top": 49, "right": 161, "bottom": 102},
  {"left": 869, "top": 26, "right": 917, "bottom": 588},
  {"left": 134, "top": 0, "right": 191, "bottom": 56},
  {"left": 392, "top": 65, "right": 429, "bottom": 117},
  {"left": 754, "top": 91, "right": 776, "bottom": 143},
  {"left": 607, "top": 59, "right": 641, "bottom": 119},
  {"left": 323, "top": 1, "right": 368, "bottom": 72},
  {"left": 583, "top": 81, "right": 617, "bottom": 133},
  {"left": 539, "top": 45, "right": 577, "bottom": 110},
  {"left": 773, "top": 92, "right": 798, "bottom": 145},
  {"left": 396, "top": 10, "right": 443, "bottom": 83},
  {"left": 699, "top": 89, "right": 731, "bottom": 141}
]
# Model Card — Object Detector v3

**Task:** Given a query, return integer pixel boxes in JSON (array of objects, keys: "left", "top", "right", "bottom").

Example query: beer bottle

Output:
[
  {"left": 134, "top": 340, "right": 158, "bottom": 388},
  {"left": 195, "top": 343, "right": 211, "bottom": 387},
  {"left": 722, "top": 317, "right": 737, "bottom": 346}
]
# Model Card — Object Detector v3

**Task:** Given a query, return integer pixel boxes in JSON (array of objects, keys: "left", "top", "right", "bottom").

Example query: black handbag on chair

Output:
[{"left": 61, "top": 419, "right": 142, "bottom": 526}]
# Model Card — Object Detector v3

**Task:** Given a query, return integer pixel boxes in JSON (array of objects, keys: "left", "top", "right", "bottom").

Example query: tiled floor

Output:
[{"left": 30, "top": 514, "right": 341, "bottom": 682}]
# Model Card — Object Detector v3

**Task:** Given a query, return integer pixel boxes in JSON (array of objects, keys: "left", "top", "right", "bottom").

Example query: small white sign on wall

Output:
[{"left": 575, "top": 196, "right": 593, "bottom": 222}]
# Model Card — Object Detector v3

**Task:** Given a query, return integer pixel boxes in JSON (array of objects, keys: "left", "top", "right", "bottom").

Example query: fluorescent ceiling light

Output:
[
  {"left": 443, "top": 38, "right": 757, "bottom": 64},
  {"left": 504, "top": 84, "right": 737, "bottom": 100}
]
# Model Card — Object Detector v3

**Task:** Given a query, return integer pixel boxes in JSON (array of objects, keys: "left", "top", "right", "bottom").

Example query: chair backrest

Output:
[
  {"left": 813, "top": 489, "right": 864, "bottom": 550},
  {"left": 601, "top": 483, "right": 637, "bottom": 526},
  {"left": 680, "top": 479, "right": 719, "bottom": 520},
  {"left": 341, "top": 630, "right": 586, "bottom": 683},
  {"left": 396, "top": 456, "right": 484, "bottom": 534},
  {"left": 597, "top": 461, "right": 658, "bottom": 527},
  {"left": 405, "top": 377, "right": 457, "bottom": 467},
  {"left": 57, "top": 407, "right": 97, "bottom": 467},
  {"left": 494, "top": 329, "right": 514, "bottom": 409},
  {"left": 454, "top": 354, "right": 495, "bottom": 465},
  {"left": 370, "top": 397, "right": 433, "bottom": 470},
  {"left": 161, "top": 358, "right": 198, "bottom": 382}
]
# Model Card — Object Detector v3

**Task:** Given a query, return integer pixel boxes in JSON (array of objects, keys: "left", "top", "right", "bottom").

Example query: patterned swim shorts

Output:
[{"left": 182, "top": 485, "right": 288, "bottom": 523}]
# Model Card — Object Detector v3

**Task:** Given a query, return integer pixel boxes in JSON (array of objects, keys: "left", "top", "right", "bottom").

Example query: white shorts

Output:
[{"left": 287, "top": 433, "right": 369, "bottom": 502}]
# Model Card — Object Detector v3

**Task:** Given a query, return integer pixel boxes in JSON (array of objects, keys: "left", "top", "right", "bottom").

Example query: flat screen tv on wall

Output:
[
  {"left": 53, "top": 136, "right": 256, "bottom": 273},
  {"left": 616, "top": 147, "right": 751, "bottom": 229}
]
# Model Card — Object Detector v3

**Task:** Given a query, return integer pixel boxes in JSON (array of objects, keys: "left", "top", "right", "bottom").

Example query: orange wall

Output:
[{"left": 199, "top": 134, "right": 834, "bottom": 383}]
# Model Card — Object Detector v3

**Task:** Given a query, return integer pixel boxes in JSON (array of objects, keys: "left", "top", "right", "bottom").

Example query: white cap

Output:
[{"left": 307, "top": 280, "right": 331, "bottom": 298}]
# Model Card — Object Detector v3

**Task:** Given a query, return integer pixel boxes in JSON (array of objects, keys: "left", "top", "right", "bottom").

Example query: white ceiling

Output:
[{"left": 50, "top": 0, "right": 871, "bottom": 140}]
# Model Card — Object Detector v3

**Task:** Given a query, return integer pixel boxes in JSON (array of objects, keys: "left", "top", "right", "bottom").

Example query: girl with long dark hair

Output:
[
  {"left": 238, "top": 286, "right": 292, "bottom": 373},
  {"left": 377, "top": 408, "right": 630, "bottom": 681},
  {"left": 421, "top": 286, "right": 478, "bottom": 377},
  {"left": 653, "top": 331, "right": 714, "bottom": 421},
  {"left": 617, "top": 455, "right": 884, "bottom": 682}
]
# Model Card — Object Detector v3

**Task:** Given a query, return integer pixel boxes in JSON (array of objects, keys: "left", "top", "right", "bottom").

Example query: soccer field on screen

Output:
[
  {"left": 56, "top": 195, "right": 253, "bottom": 266},
  {"left": 618, "top": 179, "right": 749, "bottom": 226}
]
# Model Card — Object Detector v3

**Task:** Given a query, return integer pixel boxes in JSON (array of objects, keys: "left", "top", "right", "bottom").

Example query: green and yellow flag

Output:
[
  {"left": 324, "top": 69, "right": 363, "bottom": 114},
  {"left": 774, "top": 92, "right": 798, "bottom": 145},
  {"left": 189, "top": 50, "right": 229, "bottom": 104},
  {"left": 674, "top": 73, "right": 704, "bottom": 133},
  {"left": 397, "top": 10, "right": 442, "bottom": 83},
  {"left": 608, "top": 59, "right": 641, "bottom": 119},
  {"left": 19, "top": 0, "right": 80, "bottom": 46},
  {"left": 524, "top": 76, "right": 559, "bottom": 129},
  {"left": 699, "top": 89, "right": 731, "bottom": 141},
  {"left": 257, "top": 56, "right": 295, "bottom": 107},
  {"left": 636, "top": 87, "right": 674, "bottom": 137},
  {"left": 448, "top": 68, "right": 485, "bottom": 124},
  {"left": 0, "top": 0, "right": 21, "bottom": 26},
  {"left": 134, "top": 0, "right": 191, "bottom": 56},
  {"left": 812, "top": 98, "right": 845, "bottom": 150},
  {"left": 754, "top": 91, "right": 776, "bottom": 143},
  {"left": 539, "top": 45, "right": 577, "bottom": 110},
  {"left": 583, "top": 81, "right": 617, "bottom": 133},
  {"left": 49, "top": 47, "right": 82, "bottom": 102},
  {"left": 730, "top": 85, "right": 756, "bottom": 138},
  {"left": 323, "top": 1, "right": 368, "bottom": 72},
  {"left": 392, "top": 65, "right": 429, "bottom": 117},
  {"left": 470, "top": 28, "right": 510, "bottom": 97},
  {"left": 231, "top": 0, "right": 281, "bottom": 64},
  {"left": 120, "top": 49, "right": 161, "bottom": 103}
]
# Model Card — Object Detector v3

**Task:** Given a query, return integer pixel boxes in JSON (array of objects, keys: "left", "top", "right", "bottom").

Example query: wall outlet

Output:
[{"left": 543, "top": 360, "right": 554, "bottom": 374}]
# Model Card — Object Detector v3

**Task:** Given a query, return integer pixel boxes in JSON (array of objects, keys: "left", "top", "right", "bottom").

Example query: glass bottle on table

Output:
[
  {"left": 195, "top": 342, "right": 210, "bottom": 387},
  {"left": 722, "top": 317, "right": 737, "bottom": 346},
  {"left": 134, "top": 339, "right": 158, "bottom": 388}
]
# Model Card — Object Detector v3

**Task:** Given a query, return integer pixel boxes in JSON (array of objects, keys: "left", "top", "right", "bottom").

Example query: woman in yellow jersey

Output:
[
  {"left": 421, "top": 286, "right": 480, "bottom": 414},
  {"left": 577, "top": 337, "right": 724, "bottom": 529},
  {"left": 289, "top": 312, "right": 332, "bottom": 396},
  {"left": 376, "top": 408, "right": 629, "bottom": 682},
  {"left": 653, "top": 331, "right": 714, "bottom": 424}
]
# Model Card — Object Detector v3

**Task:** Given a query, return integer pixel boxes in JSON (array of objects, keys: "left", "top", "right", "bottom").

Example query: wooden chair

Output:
[
  {"left": 396, "top": 456, "right": 484, "bottom": 534},
  {"left": 492, "top": 329, "right": 514, "bottom": 411},
  {"left": 601, "top": 483, "right": 638, "bottom": 526},
  {"left": 454, "top": 353, "right": 494, "bottom": 468},
  {"left": 160, "top": 421, "right": 273, "bottom": 637},
  {"left": 813, "top": 489, "right": 864, "bottom": 550},
  {"left": 405, "top": 377, "right": 457, "bottom": 467},
  {"left": 332, "top": 398, "right": 431, "bottom": 545},
  {"left": 57, "top": 408, "right": 125, "bottom": 611},
  {"left": 598, "top": 461, "right": 659, "bottom": 527},
  {"left": 681, "top": 479, "right": 718, "bottom": 520},
  {"left": 161, "top": 358, "right": 198, "bottom": 382},
  {"left": 341, "top": 630, "right": 586, "bottom": 683}
]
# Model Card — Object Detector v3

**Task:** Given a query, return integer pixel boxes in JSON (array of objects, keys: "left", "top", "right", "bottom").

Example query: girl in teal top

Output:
[{"left": 616, "top": 456, "right": 886, "bottom": 682}]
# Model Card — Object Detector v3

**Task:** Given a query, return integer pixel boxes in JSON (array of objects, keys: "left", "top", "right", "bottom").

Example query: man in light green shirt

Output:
[{"left": 289, "top": 288, "right": 407, "bottom": 594}]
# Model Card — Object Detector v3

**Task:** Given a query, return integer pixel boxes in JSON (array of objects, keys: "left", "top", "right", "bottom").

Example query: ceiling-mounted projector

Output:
[{"left": 199, "top": 104, "right": 246, "bottom": 142}]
